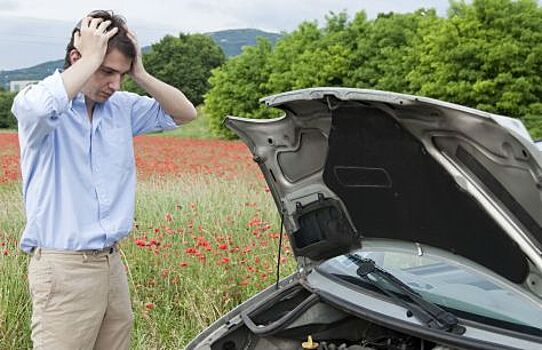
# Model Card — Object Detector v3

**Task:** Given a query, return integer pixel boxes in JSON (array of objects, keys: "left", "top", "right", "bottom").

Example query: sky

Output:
[{"left": 0, "top": 0, "right": 453, "bottom": 71}]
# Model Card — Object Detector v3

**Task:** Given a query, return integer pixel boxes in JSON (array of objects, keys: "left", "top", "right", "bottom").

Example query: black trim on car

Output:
[{"left": 240, "top": 281, "right": 320, "bottom": 336}]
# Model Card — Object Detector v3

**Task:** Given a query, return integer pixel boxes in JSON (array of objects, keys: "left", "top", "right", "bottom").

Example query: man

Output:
[{"left": 11, "top": 10, "right": 196, "bottom": 349}]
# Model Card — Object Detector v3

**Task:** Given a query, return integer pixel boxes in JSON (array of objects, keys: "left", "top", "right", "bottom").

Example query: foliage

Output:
[
  {"left": 0, "top": 91, "right": 16, "bottom": 129},
  {"left": 204, "top": 0, "right": 542, "bottom": 139},
  {"left": 263, "top": 20, "right": 324, "bottom": 92},
  {"left": 205, "top": 14, "right": 361, "bottom": 139},
  {"left": 345, "top": 10, "right": 437, "bottom": 92},
  {"left": 408, "top": 0, "right": 542, "bottom": 118},
  {"left": 205, "top": 38, "right": 282, "bottom": 139},
  {"left": 203, "top": 10, "right": 438, "bottom": 138},
  {"left": 123, "top": 33, "right": 225, "bottom": 106},
  {"left": 522, "top": 114, "right": 542, "bottom": 140}
]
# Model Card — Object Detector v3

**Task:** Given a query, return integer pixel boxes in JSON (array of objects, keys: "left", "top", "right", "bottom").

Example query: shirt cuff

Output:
[
  {"left": 40, "top": 70, "right": 70, "bottom": 115},
  {"left": 158, "top": 112, "right": 178, "bottom": 131}
]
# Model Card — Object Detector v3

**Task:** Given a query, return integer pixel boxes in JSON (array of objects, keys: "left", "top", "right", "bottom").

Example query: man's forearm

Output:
[
  {"left": 132, "top": 72, "right": 197, "bottom": 124},
  {"left": 61, "top": 57, "right": 101, "bottom": 100}
]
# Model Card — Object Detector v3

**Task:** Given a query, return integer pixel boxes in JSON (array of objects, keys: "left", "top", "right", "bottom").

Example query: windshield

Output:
[{"left": 319, "top": 248, "right": 542, "bottom": 335}]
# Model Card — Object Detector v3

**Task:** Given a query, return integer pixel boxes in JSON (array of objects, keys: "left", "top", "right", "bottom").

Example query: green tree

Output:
[
  {"left": 204, "top": 38, "right": 280, "bottom": 139},
  {"left": 205, "top": 12, "right": 363, "bottom": 138},
  {"left": 123, "top": 33, "right": 225, "bottom": 106},
  {"left": 264, "top": 12, "right": 361, "bottom": 92},
  {"left": 282, "top": 12, "right": 356, "bottom": 89},
  {"left": 345, "top": 10, "right": 436, "bottom": 92},
  {"left": 0, "top": 91, "right": 16, "bottom": 129},
  {"left": 263, "top": 21, "right": 322, "bottom": 93},
  {"left": 407, "top": 0, "right": 542, "bottom": 119},
  {"left": 203, "top": 2, "right": 542, "bottom": 139}
]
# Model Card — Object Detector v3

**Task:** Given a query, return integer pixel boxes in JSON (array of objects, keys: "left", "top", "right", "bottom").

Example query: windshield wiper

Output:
[{"left": 346, "top": 254, "right": 465, "bottom": 334}]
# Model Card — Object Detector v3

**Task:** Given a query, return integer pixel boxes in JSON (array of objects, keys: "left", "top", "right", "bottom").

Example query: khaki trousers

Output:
[{"left": 27, "top": 248, "right": 133, "bottom": 350}]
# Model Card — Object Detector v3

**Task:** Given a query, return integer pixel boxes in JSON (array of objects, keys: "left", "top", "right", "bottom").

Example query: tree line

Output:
[
  {"left": 1, "top": 0, "right": 541, "bottom": 140},
  {"left": 204, "top": 0, "right": 542, "bottom": 139}
]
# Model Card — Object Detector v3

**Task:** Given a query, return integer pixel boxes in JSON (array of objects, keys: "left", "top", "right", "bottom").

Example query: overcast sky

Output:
[{"left": 0, "top": 0, "right": 453, "bottom": 70}]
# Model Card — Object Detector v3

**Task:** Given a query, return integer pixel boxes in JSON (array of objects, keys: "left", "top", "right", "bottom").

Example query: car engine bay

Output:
[{"left": 201, "top": 283, "right": 459, "bottom": 350}]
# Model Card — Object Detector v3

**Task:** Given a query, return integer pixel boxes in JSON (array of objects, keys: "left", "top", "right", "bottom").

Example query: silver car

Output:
[{"left": 186, "top": 88, "right": 542, "bottom": 350}]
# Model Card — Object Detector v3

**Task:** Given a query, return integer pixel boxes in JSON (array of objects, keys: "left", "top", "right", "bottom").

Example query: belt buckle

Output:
[{"left": 91, "top": 243, "right": 117, "bottom": 255}]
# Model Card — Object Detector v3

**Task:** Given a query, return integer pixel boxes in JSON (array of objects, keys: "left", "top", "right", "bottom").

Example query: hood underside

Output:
[{"left": 225, "top": 88, "right": 542, "bottom": 287}]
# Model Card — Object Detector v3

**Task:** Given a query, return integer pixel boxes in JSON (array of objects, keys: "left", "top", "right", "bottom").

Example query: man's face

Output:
[{"left": 81, "top": 48, "right": 132, "bottom": 103}]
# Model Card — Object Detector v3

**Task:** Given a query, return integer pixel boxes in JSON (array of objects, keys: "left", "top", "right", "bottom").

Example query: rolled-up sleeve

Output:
[
  {"left": 127, "top": 92, "right": 177, "bottom": 136},
  {"left": 11, "top": 70, "right": 70, "bottom": 146}
]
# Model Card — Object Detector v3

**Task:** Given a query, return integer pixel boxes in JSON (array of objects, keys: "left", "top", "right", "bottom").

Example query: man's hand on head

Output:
[
  {"left": 60, "top": 16, "right": 119, "bottom": 101},
  {"left": 125, "top": 28, "right": 147, "bottom": 81},
  {"left": 74, "top": 17, "right": 119, "bottom": 67}
]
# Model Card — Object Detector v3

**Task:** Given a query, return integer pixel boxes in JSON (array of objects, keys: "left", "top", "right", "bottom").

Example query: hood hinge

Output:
[{"left": 297, "top": 256, "right": 316, "bottom": 276}]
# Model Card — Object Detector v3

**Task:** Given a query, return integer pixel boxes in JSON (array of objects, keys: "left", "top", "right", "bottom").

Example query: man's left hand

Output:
[
  {"left": 122, "top": 26, "right": 197, "bottom": 124},
  {"left": 126, "top": 28, "right": 147, "bottom": 80}
]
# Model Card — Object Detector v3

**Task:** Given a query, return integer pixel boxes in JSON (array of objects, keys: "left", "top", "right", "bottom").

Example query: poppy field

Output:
[{"left": 0, "top": 133, "right": 296, "bottom": 349}]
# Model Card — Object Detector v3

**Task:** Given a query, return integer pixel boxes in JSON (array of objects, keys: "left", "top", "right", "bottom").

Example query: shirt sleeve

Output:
[
  {"left": 127, "top": 92, "right": 178, "bottom": 136},
  {"left": 11, "top": 70, "right": 70, "bottom": 147}
]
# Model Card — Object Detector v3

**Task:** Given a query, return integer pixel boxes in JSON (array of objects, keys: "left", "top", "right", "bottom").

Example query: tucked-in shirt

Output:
[{"left": 12, "top": 70, "right": 177, "bottom": 253}]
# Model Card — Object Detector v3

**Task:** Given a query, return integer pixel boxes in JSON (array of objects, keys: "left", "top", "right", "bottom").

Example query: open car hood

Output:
[{"left": 224, "top": 88, "right": 542, "bottom": 295}]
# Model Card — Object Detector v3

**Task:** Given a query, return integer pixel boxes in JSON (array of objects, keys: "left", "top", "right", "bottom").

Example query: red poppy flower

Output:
[{"left": 218, "top": 257, "right": 230, "bottom": 265}]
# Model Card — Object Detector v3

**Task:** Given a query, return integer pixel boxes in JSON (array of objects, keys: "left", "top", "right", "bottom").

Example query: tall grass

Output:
[
  {"left": 158, "top": 109, "right": 215, "bottom": 139},
  {"left": 0, "top": 174, "right": 295, "bottom": 349},
  {"left": 0, "top": 182, "right": 27, "bottom": 349}
]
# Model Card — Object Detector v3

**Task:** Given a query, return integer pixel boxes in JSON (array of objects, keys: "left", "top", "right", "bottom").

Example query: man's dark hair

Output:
[{"left": 64, "top": 10, "right": 136, "bottom": 69}]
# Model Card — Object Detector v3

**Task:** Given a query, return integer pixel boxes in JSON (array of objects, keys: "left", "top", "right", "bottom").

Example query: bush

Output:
[
  {"left": 522, "top": 115, "right": 542, "bottom": 140},
  {"left": 0, "top": 91, "right": 16, "bottom": 129},
  {"left": 205, "top": 38, "right": 282, "bottom": 139}
]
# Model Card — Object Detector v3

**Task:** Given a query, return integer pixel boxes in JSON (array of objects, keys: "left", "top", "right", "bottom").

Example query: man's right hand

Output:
[
  {"left": 61, "top": 16, "right": 119, "bottom": 101},
  {"left": 74, "top": 17, "right": 119, "bottom": 66}
]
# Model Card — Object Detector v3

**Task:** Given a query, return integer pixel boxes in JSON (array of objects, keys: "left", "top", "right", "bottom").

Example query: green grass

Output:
[
  {"left": 157, "top": 108, "right": 216, "bottom": 139},
  {"left": 0, "top": 182, "right": 27, "bottom": 350},
  {"left": 0, "top": 175, "right": 295, "bottom": 349}
]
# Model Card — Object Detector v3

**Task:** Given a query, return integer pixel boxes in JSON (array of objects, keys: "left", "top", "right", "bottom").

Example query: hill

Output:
[
  {"left": 207, "top": 28, "right": 281, "bottom": 57},
  {"left": 0, "top": 60, "right": 63, "bottom": 89},
  {"left": 0, "top": 28, "right": 281, "bottom": 89}
]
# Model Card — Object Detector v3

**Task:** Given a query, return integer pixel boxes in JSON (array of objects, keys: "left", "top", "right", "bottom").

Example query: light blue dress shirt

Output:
[{"left": 11, "top": 70, "right": 177, "bottom": 253}]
